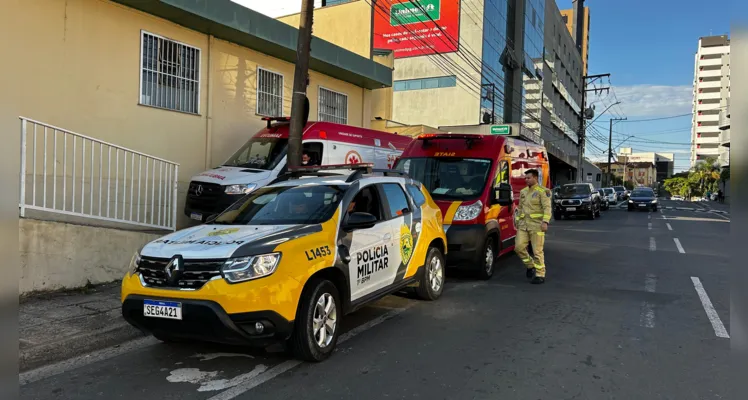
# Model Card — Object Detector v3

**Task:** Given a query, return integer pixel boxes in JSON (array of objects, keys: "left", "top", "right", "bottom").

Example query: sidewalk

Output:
[{"left": 20, "top": 281, "right": 146, "bottom": 372}]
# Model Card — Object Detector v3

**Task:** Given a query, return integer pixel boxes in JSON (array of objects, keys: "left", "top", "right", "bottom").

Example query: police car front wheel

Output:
[
  {"left": 290, "top": 279, "right": 341, "bottom": 362},
  {"left": 416, "top": 246, "right": 445, "bottom": 301}
]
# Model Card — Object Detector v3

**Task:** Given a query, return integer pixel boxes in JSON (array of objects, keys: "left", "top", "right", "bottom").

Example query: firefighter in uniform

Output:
[{"left": 514, "top": 168, "right": 552, "bottom": 284}]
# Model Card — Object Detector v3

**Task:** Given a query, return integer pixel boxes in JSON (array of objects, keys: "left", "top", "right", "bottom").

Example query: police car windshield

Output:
[
  {"left": 222, "top": 137, "right": 288, "bottom": 170},
  {"left": 213, "top": 185, "right": 345, "bottom": 225},
  {"left": 394, "top": 157, "right": 492, "bottom": 200}
]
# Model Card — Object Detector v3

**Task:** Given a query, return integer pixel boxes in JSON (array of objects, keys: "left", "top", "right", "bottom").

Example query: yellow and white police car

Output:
[{"left": 121, "top": 164, "right": 447, "bottom": 361}]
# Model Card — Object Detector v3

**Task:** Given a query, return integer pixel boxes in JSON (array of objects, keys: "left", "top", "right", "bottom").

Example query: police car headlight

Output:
[
  {"left": 222, "top": 253, "right": 281, "bottom": 283},
  {"left": 651, "top": 199, "right": 658, "bottom": 204},
  {"left": 128, "top": 251, "right": 142, "bottom": 275},
  {"left": 453, "top": 200, "right": 483, "bottom": 221},
  {"left": 224, "top": 183, "right": 257, "bottom": 195},
  {"left": 629, "top": 200, "right": 634, "bottom": 204}
]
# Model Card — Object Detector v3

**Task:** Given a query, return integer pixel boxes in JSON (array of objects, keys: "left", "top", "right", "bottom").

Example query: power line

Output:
[{"left": 618, "top": 113, "right": 693, "bottom": 122}]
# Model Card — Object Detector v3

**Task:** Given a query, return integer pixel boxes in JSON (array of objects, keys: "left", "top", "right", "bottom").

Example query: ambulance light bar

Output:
[
  {"left": 261, "top": 116, "right": 291, "bottom": 128},
  {"left": 416, "top": 133, "right": 483, "bottom": 141}
]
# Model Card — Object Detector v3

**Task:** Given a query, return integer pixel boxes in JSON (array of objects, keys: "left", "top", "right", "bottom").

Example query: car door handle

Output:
[{"left": 383, "top": 233, "right": 392, "bottom": 240}]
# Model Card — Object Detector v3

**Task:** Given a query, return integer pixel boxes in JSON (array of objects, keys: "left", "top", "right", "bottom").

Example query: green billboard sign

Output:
[
  {"left": 390, "top": 0, "right": 441, "bottom": 26},
  {"left": 490, "top": 125, "right": 511, "bottom": 135}
]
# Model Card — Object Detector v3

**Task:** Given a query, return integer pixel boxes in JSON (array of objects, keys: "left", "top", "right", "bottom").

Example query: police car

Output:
[{"left": 121, "top": 164, "right": 448, "bottom": 361}]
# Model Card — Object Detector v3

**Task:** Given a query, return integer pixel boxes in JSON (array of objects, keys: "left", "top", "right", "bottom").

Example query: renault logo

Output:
[
  {"left": 195, "top": 184, "right": 204, "bottom": 196},
  {"left": 165, "top": 255, "right": 184, "bottom": 284}
]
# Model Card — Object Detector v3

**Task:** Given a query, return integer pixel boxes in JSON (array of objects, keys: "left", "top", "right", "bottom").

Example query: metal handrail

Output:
[{"left": 19, "top": 117, "right": 180, "bottom": 231}]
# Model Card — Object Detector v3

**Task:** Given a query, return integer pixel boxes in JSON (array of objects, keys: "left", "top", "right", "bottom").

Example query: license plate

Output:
[
  {"left": 566, "top": 207, "right": 576, "bottom": 211},
  {"left": 143, "top": 300, "right": 182, "bottom": 320},
  {"left": 638, "top": 204, "right": 647, "bottom": 208},
  {"left": 190, "top": 212, "right": 203, "bottom": 221}
]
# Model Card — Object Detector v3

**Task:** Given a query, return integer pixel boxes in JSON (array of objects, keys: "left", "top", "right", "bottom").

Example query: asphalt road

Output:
[{"left": 20, "top": 199, "right": 730, "bottom": 400}]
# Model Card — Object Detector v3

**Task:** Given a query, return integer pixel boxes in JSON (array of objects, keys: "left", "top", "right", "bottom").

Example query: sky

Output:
[
  {"left": 237, "top": 0, "right": 734, "bottom": 172},
  {"left": 555, "top": 0, "right": 732, "bottom": 172}
]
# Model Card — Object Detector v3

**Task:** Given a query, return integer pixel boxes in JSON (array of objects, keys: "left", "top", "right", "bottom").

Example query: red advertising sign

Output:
[{"left": 373, "top": 0, "right": 461, "bottom": 59}]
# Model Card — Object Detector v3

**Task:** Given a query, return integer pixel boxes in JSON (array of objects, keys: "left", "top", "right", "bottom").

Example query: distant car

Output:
[
  {"left": 628, "top": 188, "right": 658, "bottom": 212},
  {"left": 672, "top": 195, "right": 684, "bottom": 201},
  {"left": 597, "top": 189, "right": 610, "bottom": 210},
  {"left": 553, "top": 183, "right": 602, "bottom": 220},
  {"left": 601, "top": 187, "right": 618, "bottom": 204},
  {"left": 613, "top": 186, "right": 627, "bottom": 200}
]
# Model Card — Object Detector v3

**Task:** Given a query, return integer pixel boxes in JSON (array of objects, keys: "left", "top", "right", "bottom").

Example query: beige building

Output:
[
  {"left": 559, "top": 7, "right": 590, "bottom": 75},
  {"left": 5, "top": 0, "right": 393, "bottom": 293},
  {"left": 601, "top": 162, "right": 658, "bottom": 188}
]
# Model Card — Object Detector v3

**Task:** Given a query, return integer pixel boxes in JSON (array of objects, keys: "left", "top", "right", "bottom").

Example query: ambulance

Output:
[
  {"left": 185, "top": 117, "right": 413, "bottom": 222},
  {"left": 394, "top": 133, "right": 551, "bottom": 279}
]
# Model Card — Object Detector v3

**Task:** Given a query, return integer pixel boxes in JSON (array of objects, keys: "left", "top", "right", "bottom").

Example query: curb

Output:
[{"left": 19, "top": 321, "right": 146, "bottom": 373}]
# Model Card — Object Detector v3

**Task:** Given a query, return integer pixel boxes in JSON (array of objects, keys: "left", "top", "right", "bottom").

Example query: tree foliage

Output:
[{"left": 663, "top": 157, "right": 723, "bottom": 197}]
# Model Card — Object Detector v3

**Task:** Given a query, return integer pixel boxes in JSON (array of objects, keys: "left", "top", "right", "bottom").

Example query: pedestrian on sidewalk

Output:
[
  {"left": 514, "top": 169, "right": 552, "bottom": 284},
  {"left": 718, "top": 189, "right": 724, "bottom": 203}
]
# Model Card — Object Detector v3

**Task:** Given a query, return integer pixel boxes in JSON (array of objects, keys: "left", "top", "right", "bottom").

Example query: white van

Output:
[{"left": 184, "top": 118, "right": 413, "bottom": 222}]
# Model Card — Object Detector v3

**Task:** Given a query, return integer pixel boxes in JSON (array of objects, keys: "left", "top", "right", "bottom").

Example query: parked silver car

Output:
[{"left": 602, "top": 187, "right": 618, "bottom": 203}]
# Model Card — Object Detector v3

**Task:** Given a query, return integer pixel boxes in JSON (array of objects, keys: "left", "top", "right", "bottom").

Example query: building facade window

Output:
[
  {"left": 140, "top": 31, "right": 200, "bottom": 114},
  {"left": 393, "top": 76, "right": 457, "bottom": 92},
  {"left": 256, "top": 67, "right": 284, "bottom": 117},
  {"left": 481, "top": 0, "right": 509, "bottom": 124},
  {"left": 318, "top": 87, "right": 348, "bottom": 124}
]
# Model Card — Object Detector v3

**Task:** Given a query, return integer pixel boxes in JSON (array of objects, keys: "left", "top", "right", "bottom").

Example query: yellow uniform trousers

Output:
[{"left": 514, "top": 228, "right": 546, "bottom": 278}]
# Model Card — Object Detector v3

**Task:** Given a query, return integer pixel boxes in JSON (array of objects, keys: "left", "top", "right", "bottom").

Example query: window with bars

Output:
[
  {"left": 140, "top": 31, "right": 200, "bottom": 114},
  {"left": 318, "top": 87, "right": 348, "bottom": 124},
  {"left": 256, "top": 68, "right": 284, "bottom": 117}
]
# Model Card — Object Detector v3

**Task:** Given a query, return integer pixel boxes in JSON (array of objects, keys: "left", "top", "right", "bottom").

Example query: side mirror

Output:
[
  {"left": 493, "top": 183, "right": 513, "bottom": 206},
  {"left": 344, "top": 212, "right": 378, "bottom": 231}
]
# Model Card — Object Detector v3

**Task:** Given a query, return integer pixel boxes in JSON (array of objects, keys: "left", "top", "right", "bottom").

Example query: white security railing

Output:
[{"left": 19, "top": 117, "right": 179, "bottom": 231}]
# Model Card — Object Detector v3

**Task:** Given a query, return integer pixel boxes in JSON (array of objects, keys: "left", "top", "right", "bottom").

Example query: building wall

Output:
[
  {"left": 4, "top": 0, "right": 370, "bottom": 230},
  {"left": 390, "top": 0, "right": 486, "bottom": 127},
  {"left": 691, "top": 35, "right": 730, "bottom": 166},
  {"left": 277, "top": 0, "right": 373, "bottom": 59},
  {"left": 19, "top": 218, "right": 160, "bottom": 293},
  {"left": 559, "top": 6, "right": 589, "bottom": 75}
]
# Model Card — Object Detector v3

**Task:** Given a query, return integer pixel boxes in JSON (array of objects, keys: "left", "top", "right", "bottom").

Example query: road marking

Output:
[
  {"left": 691, "top": 277, "right": 730, "bottom": 339},
  {"left": 649, "top": 237, "right": 656, "bottom": 251},
  {"left": 20, "top": 336, "right": 160, "bottom": 386},
  {"left": 710, "top": 211, "right": 730, "bottom": 221},
  {"left": 207, "top": 305, "right": 413, "bottom": 400},
  {"left": 666, "top": 223, "right": 673, "bottom": 231},
  {"left": 640, "top": 274, "right": 657, "bottom": 328},
  {"left": 673, "top": 238, "right": 685, "bottom": 253},
  {"left": 648, "top": 213, "right": 651, "bottom": 220},
  {"left": 648, "top": 222, "right": 652, "bottom": 230}
]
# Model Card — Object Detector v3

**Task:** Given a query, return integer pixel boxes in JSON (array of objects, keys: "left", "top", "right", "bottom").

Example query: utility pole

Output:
[
  {"left": 288, "top": 0, "right": 315, "bottom": 169},
  {"left": 606, "top": 117, "right": 627, "bottom": 186},
  {"left": 578, "top": 73, "right": 611, "bottom": 182}
]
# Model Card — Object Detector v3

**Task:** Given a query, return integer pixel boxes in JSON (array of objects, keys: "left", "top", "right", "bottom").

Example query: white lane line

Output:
[
  {"left": 20, "top": 336, "right": 160, "bottom": 386},
  {"left": 691, "top": 277, "right": 730, "bottom": 339},
  {"left": 649, "top": 237, "right": 656, "bottom": 251},
  {"left": 648, "top": 213, "right": 652, "bottom": 220},
  {"left": 710, "top": 211, "right": 730, "bottom": 221},
  {"left": 207, "top": 305, "right": 413, "bottom": 400},
  {"left": 666, "top": 223, "right": 673, "bottom": 231},
  {"left": 648, "top": 222, "right": 652, "bottom": 230},
  {"left": 640, "top": 274, "right": 658, "bottom": 328},
  {"left": 673, "top": 238, "right": 686, "bottom": 253}
]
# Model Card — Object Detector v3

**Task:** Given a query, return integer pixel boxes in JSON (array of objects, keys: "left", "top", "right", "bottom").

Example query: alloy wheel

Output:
[{"left": 312, "top": 293, "right": 337, "bottom": 348}]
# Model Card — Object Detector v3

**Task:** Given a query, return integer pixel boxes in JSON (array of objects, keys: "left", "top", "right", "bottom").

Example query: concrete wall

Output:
[
  {"left": 390, "top": 0, "right": 485, "bottom": 127},
  {"left": 5, "top": 0, "right": 370, "bottom": 230},
  {"left": 277, "top": 0, "right": 373, "bottom": 59},
  {"left": 19, "top": 219, "right": 160, "bottom": 294}
]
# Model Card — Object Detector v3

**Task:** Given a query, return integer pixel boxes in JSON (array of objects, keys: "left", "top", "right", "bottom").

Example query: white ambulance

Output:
[{"left": 185, "top": 118, "right": 413, "bottom": 222}]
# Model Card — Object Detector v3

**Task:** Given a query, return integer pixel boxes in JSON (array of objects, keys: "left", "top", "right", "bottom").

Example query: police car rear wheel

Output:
[
  {"left": 290, "top": 279, "right": 341, "bottom": 362},
  {"left": 416, "top": 247, "right": 445, "bottom": 301}
]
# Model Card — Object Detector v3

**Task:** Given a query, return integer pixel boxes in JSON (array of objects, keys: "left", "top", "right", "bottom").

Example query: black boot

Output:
[
  {"left": 526, "top": 268, "right": 534, "bottom": 279},
  {"left": 531, "top": 276, "right": 545, "bottom": 284}
]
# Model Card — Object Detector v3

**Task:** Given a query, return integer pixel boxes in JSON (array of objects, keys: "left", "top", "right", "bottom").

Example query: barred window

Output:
[
  {"left": 318, "top": 87, "right": 348, "bottom": 124},
  {"left": 140, "top": 31, "right": 200, "bottom": 114},
  {"left": 256, "top": 68, "right": 284, "bottom": 117}
]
